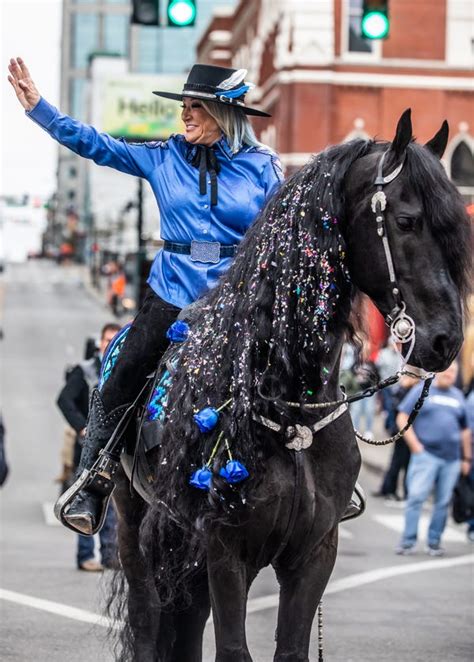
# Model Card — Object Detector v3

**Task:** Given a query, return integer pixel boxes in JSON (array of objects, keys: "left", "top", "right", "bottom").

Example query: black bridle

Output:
[{"left": 371, "top": 149, "right": 417, "bottom": 362}]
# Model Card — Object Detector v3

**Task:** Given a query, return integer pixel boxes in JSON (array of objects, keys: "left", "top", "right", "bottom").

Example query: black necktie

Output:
[{"left": 190, "top": 145, "right": 221, "bottom": 206}]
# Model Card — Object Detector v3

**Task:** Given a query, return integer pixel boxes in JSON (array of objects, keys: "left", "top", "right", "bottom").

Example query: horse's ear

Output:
[
  {"left": 425, "top": 120, "right": 449, "bottom": 159},
  {"left": 390, "top": 108, "right": 412, "bottom": 158}
]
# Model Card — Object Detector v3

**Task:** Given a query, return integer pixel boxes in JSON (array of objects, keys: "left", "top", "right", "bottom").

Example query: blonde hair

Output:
[{"left": 201, "top": 100, "right": 264, "bottom": 154}]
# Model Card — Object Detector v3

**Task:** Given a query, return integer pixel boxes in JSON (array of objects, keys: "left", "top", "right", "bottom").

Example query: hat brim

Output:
[{"left": 152, "top": 91, "right": 271, "bottom": 118}]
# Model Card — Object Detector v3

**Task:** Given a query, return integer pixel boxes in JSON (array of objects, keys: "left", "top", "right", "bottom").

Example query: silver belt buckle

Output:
[{"left": 190, "top": 240, "right": 221, "bottom": 264}]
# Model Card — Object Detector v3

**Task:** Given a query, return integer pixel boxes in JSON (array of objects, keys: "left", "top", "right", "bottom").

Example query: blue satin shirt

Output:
[{"left": 27, "top": 98, "right": 283, "bottom": 308}]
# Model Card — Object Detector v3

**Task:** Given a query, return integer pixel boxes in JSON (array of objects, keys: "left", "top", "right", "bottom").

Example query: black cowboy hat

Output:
[{"left": 153, "top": 64, "right": 271, "bottom": 118}]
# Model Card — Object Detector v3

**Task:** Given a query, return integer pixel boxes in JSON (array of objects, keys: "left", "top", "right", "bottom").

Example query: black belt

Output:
[{"left": 163, "top": 240, "right": 238, "bottom": 264}]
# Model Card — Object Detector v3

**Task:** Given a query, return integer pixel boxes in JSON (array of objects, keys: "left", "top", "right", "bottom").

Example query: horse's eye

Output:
[{"left": 396, "top": 216, "right": 416, "bottom": 232}]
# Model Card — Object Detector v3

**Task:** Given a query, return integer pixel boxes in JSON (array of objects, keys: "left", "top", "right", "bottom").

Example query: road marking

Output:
[
  {"left": 246, "top": 553, "right": 474, "bottom": 614},
  {"left": 373, "top": 513, "right": 466, "bottom": 543},
  {"left": 43, "top": 502, "right": 60, "bottom": 527},
  {"left": 1, "top": 554, "right": 472, "bottom": 626},
  {"left": 0, "top": 588, "right": 122, "bottom": 630},
  {"left": 338, "top": 526, "right": 353, "bottom": 540}
]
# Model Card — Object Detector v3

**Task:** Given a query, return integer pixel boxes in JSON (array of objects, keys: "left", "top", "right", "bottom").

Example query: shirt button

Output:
[
  {"left": 203, "top": 204, "right": 209, "bottom": 209},
  {"left": 203, "top": 229, "right": 208, "bottom": 234}
]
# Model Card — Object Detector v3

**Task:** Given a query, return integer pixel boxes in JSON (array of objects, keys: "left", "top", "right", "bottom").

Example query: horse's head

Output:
[{"left": 343, "top": 109, "right": 471, "bottom": 372}]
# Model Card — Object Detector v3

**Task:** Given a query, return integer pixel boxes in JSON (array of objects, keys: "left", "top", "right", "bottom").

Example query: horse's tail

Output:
[{"left": 103, "top": 569, "right": 134, "bottom": 662}]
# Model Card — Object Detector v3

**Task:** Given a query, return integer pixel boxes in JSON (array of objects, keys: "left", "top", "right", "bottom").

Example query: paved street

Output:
[{"left": 0, "top": 261, "right": 472, "bottom": 662}]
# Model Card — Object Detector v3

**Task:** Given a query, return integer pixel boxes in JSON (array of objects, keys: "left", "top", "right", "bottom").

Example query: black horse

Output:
[{"left": 108, "top": 110, "right": 471, "bottom": 662}]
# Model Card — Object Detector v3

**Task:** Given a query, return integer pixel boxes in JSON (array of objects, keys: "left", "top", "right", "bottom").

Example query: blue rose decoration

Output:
[
  {"left": 189, "top": 467, "right": 212, "bottom": 490},
  {"left": 166, "top": 320, "right": 189, "bottom": 343},
  {"left": 194, "top": 407, "right": 219, "bottom": 433},
  {"left": 219, "top": 460, "right": 249, "bottom": 484}
]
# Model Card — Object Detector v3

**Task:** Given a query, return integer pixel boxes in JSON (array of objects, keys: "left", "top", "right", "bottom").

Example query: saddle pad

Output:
[{"left": 98, "top": 323, "right": 132, "bottom": 390}]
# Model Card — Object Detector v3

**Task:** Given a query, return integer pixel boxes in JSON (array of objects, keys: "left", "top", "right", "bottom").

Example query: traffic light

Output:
[
  {"left": 167, "top": 0, "right": 196, "bottom": 27},
  {"left": 361, "top": 1, "right": 389, "bottom": 39},
  {"left": 131, "top": 0, "right": 159, "bottom": 26}
]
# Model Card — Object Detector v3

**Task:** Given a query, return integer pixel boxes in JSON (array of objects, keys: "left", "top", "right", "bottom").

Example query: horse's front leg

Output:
[
  {"left": 113, "top": 470, "right": 173, "bottom": 662},
  {"left": 273, "top": 527, "right": 338, "bottom": 662},
  {"left": 170, "top": 569, "right": 211, "bottom": 662},
  {"left": 207, "top": 536, "right": 255, "bottom": 662}
]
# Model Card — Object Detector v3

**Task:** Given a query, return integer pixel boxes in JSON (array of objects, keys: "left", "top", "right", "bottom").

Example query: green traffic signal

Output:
[
  {"left": 167, "top": 0, "right": 196, "bottom": 27},
  {"left": 361, "top": 10, "right": 389, "bottom": 39}
]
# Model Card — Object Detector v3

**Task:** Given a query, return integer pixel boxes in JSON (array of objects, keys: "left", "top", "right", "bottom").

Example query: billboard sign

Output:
[{"left": 102, "top": 75, "right": 183, "bottom": 140}]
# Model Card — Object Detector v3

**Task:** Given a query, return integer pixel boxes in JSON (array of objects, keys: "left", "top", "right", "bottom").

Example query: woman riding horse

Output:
[{"left": 8, "top": 58, "right": 284, "bottom": 535}]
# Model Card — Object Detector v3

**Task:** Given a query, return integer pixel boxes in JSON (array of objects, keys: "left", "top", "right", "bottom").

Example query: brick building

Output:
[{"left": 197, "top": 0, "right": 473, "bottom": 202}]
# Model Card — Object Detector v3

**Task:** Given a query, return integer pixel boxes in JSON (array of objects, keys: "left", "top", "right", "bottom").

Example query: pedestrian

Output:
[
  {"left": 464, "top": 359, "right": 474, "bottom": 542},
  {"left": 8, "top": 58, "right": 283, "bottom": 535},
  {"left": 375, "top": 338, "right": 402, "bottom": 424},
  {"left": 0, "top": 414, "right": 9, "bottom": 487},
  {"left": 372, "top": 374, "right": 419, "bottom": 502},
  {"left": 56, "top": 322, "right": 121, "bottom": 570},
  {"left": 395, "top": 362, "right": 472, "bottom": 556},
  {"left": 349, "top": 347, "right": 379, "bottom": 439},
  {"left": 106, "top": 261, "right": 126, "bottom": 317}
]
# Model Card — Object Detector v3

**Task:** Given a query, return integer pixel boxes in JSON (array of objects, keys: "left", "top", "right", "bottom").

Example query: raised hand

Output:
[{"left": 8, "top": 57, "right": 41, "bottom": 111}]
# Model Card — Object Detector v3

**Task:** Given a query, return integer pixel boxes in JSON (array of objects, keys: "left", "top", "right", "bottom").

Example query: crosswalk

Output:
[{"left": 373, "top": 513, "right": 466, "bottom": 543}]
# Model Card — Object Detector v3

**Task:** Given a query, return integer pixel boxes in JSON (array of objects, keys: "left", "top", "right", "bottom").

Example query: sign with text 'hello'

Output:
[{"left": 102, "top": 75, "right": 183, "bottom": 140}]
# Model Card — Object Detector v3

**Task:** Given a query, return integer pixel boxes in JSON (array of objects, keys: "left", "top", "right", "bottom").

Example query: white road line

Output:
[
  {"left": 0, "top": 588, "right": 122, "bottom": 630},
  {"left": 2, "top": 554, "right": 472, "bottom": 626},
  {"left": 373, "top": 513, "right": 466, "bottom": 542},
  {"left": 246, "top": 553, "right": 474, "bottom": 614},
  {"left": 42, "top": 502, "right": 60, "bottom": 527},
  {"left": 338, "top": 526, "right": 353, "bottom": 540}
]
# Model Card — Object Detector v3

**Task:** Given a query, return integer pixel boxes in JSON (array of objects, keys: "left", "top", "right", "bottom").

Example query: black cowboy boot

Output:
[
  {"left": 54, "top": 389, "right": 130, "bottom": 535},
  {"left": 341, "top": 482, "right": 366, "bottom": 522}
]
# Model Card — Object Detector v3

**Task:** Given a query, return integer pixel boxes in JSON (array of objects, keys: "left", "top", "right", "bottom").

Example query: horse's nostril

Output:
[{"left": 432, "top": 333, "right": 450, "bottom": 359}]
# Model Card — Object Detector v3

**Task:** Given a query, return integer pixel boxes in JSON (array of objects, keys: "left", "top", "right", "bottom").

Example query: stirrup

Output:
[
  {"left": 54, "top": 451, "right": 119, "bottom": 535},
  {"left": 340, "top": 482, "right": 366, "bottom": 522}
]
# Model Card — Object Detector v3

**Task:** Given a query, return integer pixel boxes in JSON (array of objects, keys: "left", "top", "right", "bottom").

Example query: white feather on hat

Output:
[{"left": 217, "top": 68, "right": 248, "bottom": 90}]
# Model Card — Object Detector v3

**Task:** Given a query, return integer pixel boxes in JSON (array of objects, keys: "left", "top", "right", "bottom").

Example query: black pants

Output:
[
  {"left": 380, "top": 437, "right": 411, "bottom": 498},
  {"left": 101, "top": 288, "right": 181, "bottom": 412}
]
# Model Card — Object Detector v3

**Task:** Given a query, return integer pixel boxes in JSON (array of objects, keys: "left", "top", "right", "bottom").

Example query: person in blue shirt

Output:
[
  {"left": 395, "top": 362, "right": 472, "bottom": 556},
  {"left": 8, "top": 58, "right": 283, "bottom": 535}
]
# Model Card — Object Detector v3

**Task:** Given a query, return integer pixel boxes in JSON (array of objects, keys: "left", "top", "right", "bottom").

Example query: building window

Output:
[
  {"left": 70, "top": 78, "right": 86, "bottom": 120},
  {"left": 104, "top": 14, "right": 129, "bottom": 55},
  {"left": 136, "top": 25, "right": 161, "bottom": 73},
  {"left": 450, "top": 140, "right": 474, "bottom": 205},
  {"left": 341, "top": 0, "right": 381, "bottom": 60},
  {"left": 348, "top": 0, "right": 372, "bottom": 53},
  {"left": 71, "top": 13, "right": 100, "bottom": 68}
]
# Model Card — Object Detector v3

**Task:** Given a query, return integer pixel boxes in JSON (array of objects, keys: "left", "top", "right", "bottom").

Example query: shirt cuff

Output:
[{"left": 25, "top": 97, "right": 57, "bottom": 128}]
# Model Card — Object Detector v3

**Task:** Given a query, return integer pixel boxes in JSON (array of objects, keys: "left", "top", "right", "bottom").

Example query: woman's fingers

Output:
[
  {"left": 7, "top": 58, "right": 39, "bottom": 110},
  {"left": 8, "top": 58, "right": 22, "bottom": 80},
  {"left": 16, "top": 57, "right": 31, "bottom": 80}
]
